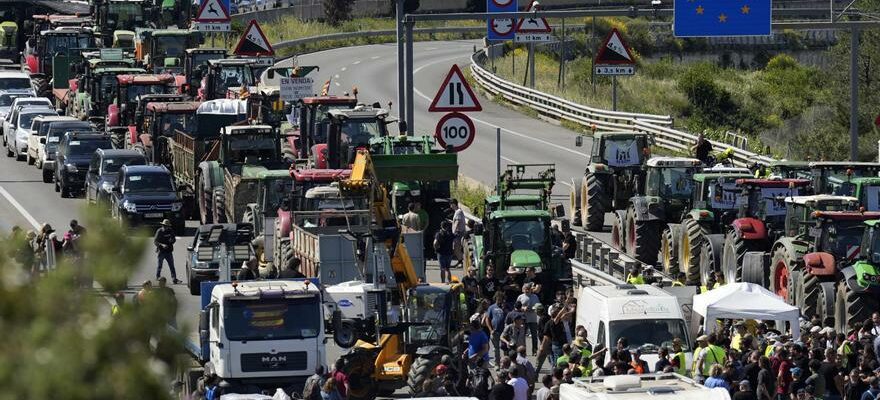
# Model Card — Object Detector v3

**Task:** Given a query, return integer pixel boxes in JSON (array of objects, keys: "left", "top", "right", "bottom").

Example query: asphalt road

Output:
[{"left": 0, "top": 40, "right": 605, "bottom": 377}]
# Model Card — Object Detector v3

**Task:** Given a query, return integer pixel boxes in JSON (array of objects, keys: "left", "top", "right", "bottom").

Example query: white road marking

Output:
[
  {"left": 425, "top": 47, "right": 437, "bottom": 51},
  {"left": 352, "top": 60, "right": 361, "bottom": 65},
  {"left": 334, "top": 82, "right": 340, "bottom": 87},
  {"left": 334, "top": 74, "right": 340, "bottom": 79},
  {"left": 411, "top": 55, "right": 588, "bottom": 159},
  {"left": 341, "top": 67, "right": 347, "bottom": 71},
  {"left": 501, "top": 155, "right": 519, "bottom": 163},
  {"left": 0, "top": 186, "right": 39, "bottom": 229},
  {"left": 370, "top": 56, "right": 380, "bottom": 60}
]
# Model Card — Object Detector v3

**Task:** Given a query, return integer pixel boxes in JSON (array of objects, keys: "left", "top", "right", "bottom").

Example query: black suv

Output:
[
  {"left": 55, "top": 132, "right": 113, "bottom": 197},
  {"left": 39, "top": 120, "right": 93, "bottom": 182},
  {"left": 85, "top": 149, "right": 146, "bottom": 207},
  {"left": 185, "top": 223, "right": 255, "bottom": 295},
  {"left": 110, "top": 165, "right": 184, "bottom": 234}
]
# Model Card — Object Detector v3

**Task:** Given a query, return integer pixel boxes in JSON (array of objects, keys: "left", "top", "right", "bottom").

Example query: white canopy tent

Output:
[{"left": 693, "top": 282, "right": 801, "bottom": 340}]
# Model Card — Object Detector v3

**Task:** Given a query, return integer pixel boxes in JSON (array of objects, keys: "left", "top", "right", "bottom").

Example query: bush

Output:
[
  {"left": 676, "top": 62, "right": 741, "bottom": 128},
  {"left": 324, "top": 0, "right": 354, "bottom": 26}
]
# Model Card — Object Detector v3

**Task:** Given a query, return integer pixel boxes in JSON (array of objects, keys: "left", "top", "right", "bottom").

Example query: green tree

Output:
[
  {"left": 0, "top": 209, "right": 184, "bottom": 399},
  {"left": 324, "top": 0, "right": 355, "bottom": 26}
]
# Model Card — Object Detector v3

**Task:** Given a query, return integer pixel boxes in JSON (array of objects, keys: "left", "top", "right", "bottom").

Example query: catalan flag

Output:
[
  {"left": 674, "top": 0, "right": 771, "bottom": 37},
  {"left": 321, "top": 79, "right": 331, "bottom": 96}
]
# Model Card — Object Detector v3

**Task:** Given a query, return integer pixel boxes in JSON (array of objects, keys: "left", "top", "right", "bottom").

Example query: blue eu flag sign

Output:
[{"left": 674, "top": 0, "right": 771, "bottom": 37}]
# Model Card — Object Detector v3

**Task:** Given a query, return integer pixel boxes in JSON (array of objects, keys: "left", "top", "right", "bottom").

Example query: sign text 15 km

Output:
[{"left": 435, "top": 112, "right": 476, "bottom": 152}]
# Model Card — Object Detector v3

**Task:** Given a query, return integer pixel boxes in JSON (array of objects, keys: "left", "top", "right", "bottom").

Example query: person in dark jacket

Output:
[
  {"left": 434, "top": 220, "right": 455, "bottom": 283},
  {"left": 154, "top": 219, "right": 180, "bottom": 284},
  {"left": 236, "top": 257, "right": 259, "bottom": 281}
]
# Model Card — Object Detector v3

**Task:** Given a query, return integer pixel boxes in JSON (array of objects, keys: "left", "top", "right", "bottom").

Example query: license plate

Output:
[{"left": 145, "top": 213, "right": 164, "bottom": 219}]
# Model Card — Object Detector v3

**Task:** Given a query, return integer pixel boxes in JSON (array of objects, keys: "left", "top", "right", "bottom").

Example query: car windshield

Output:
[
  {"left": 406, "top": 288, "right": 449, "bottom": 342},
  {"left": 0, "top": 78, "right": 31, "bottom": 91},
  {"left": 123, "top": 173, "right": 173, "bottom": 192},
  {"left": 657, "top": 167, "right": 695, "bottom": 199},
  {"left": 67, "top": 139, "right": 111, "bottom": 156},
  {"left": 500, "top": 218, "right": 546, "bottom": 251},
  {"left": 820, "top": 221, "right": 865, "bottom": 260},
  {"left": 46, "top": 127, "right": 91, "bottom": 151},
  {"left": 224, "top": 296, "right": 321, "bottom": 341},
  {"left": 159, "top": 113, "right": 196, "bottom": 136},
  {"left": 20, "top": 111, "right": 55, "bottom": 130},
  {"left": 126, "top": 84, "right": 171, "bottom": 102},
  {"left": 108, "top": 2, "right": 143, "bottom": 27},
  {"left": 0, "top": 94, "right": 15, "bottom": 107},
  {"left": 609, "top": 319, "right": 690, "bottom": 354},
  {"left": 102, "top": 156, "right": 144, "bottom": 173}
]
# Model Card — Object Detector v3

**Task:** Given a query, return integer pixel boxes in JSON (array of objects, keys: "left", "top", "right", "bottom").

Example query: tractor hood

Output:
[{"left": 509, "top": 249, "right": 542, "bottom": 271}]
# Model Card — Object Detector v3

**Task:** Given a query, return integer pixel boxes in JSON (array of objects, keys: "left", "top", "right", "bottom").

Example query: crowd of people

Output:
[{"left": 8, "top": 219, "right": 87, "bottom": 279}]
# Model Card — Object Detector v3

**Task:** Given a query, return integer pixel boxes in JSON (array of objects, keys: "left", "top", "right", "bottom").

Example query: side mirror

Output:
[
  {"left": 198, "top": 309, "right": 209, "bottom": 341},
  {"left": 575, "top": 135, "right": 583, "bottom": 147}
]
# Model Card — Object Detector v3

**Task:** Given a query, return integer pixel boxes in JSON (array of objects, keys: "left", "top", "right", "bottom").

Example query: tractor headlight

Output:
[
  {"left": 171, "top": 202, "right": 183, "bottom": 212},
  {"left": 122, "top": 200, "right": 137, "bottom": 213}
]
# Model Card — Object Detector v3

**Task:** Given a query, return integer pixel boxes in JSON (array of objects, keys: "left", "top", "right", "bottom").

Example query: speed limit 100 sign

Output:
[{"left": 435, "top": 112, "right": 476, "bottom": 152}]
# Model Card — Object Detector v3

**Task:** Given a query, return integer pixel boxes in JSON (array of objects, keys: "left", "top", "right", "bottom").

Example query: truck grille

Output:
[
  {"left": 240, "top": 351, "right": 308, "bottom": 372},
  {"left": 134, "top": 203, "right": 173, "bottom": 212}
]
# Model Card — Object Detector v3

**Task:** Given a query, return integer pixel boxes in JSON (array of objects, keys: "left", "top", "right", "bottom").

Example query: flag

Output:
[
  {"left": 320, "top": 79, "right": 331, "bottom": 96},
  {"left": 673, "top": 0, "right": 771, "bottom": 37}
]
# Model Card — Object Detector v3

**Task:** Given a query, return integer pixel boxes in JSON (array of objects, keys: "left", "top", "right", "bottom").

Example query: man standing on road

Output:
[
  {"left": 154, "top": 219, "right": 180, "bottom": 284},
  {"left": 401, "top": 202, "right": 421, "bottom": 233},
  {"left": 507, "top": 365, "right": 529, "bottom": 400},
  {"left": 434, "top": 220, "right": 455, "bottom": 283},
  {"left": 516, "top": 283, "right": 540, "bottom": 356},
  {"left": 485, "top": 292, "right": 507, "bottom": 368},
  {"left": 451, "top": 199, "right": 467, "bottom": 267}
]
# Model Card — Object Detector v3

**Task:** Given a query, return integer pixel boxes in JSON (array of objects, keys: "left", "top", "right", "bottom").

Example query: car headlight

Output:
[
  {"left": 65, "top": 164, "right": 78, "bottom": 172},
  {"left": 101, "top": 182, "right": 114, "bottom": 192},
  {"left": 171, "top": 202, "right": 183, "bottom": 212},
  {"left": 194, "top": 261, "right": 208, "bottom": 268},
  {"left": 122, "top": 200, "right": 137, "bottom": 213}
]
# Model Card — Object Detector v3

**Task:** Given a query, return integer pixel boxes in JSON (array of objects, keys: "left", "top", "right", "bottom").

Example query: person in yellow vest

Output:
[
  {"left": 691, "top": 335, "right": 708, "bottom": 379},
  {"left": 626, "top": 266, "right": 645, "bottom": 285},
  {"left": 671, "top": 338, "right": 688, "bottom": 376},
  {"left": 695, "top": 333, "right": 726, "bottom": 383},
  {"left": 731, "top": 322, "right": 747, "bottom": 351},
  {"left": 111, "top": 292, "right": 125, "bottom": 317}
]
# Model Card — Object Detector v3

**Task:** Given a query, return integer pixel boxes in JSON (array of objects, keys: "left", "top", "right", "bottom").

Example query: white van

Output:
[
  {"left": 576, "top": 284, "right": 692, "bottom": 371},
  {"left": 560, "top": 374, "right": 730, "bottom": 400}
]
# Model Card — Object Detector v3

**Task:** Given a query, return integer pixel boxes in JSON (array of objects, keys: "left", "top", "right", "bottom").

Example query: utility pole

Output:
[
  {"left": 405, "top": 20, "right": 415, "bottom": 134},
  {"left": 496, "top": 127, "right": 501, "bottom": 191},
  {"left": 850, "top": 26, "right": 860, "bottom": 160},
  {"left": 612, "top": 76, "right": 617, "bottom": 111},
  {"left": 396, "top": 0, "right": 406, "bottom": 124},
  {"left": 528, "top": 42, "right": 535, "bottom": 88},
  {"left": 559, "top": 18, "right": 566, "bottom": 88}
]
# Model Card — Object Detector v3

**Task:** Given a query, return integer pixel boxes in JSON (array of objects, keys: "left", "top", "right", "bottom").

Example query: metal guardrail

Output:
[{"left": 470, "top": 50, "right": 778, "bottom": 168}]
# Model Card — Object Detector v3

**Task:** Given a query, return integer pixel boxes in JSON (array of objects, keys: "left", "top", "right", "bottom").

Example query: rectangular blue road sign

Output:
[
  {"left": 674, "top": 0, "right": 770, "bottom": 37},
  {"left": 487, "top": 0, "right": 517, "bottom": 41}
]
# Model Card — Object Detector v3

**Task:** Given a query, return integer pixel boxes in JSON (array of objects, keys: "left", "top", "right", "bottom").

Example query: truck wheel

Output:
[
  {"left": 342, "top": 348, "right": 378, "bottom": 400},
  {"left": 801, "top": 270, "right": 820, "bottom": 320},
  {"left": 189, "top": 278, "right": 200, "bottom": 295},
  {"left": 569, "top": 179, "right": 582, "bottom": 227},
  {"left": 42, "top": 168, "right": 52, "bottom": 183},
  {"left": 834, "top": 281, "right": 878, "bottom": 333},
  {"left": 681, "top": 218, "right": 710, "bottom": 286},
  {"left": 33, "top": 77, "right": 49, "bottom": 98},
  {"left": 212, "top": 187, "right": 227, "bottom": 223},
  {"left": 741, "top": 251, "right": 767, "bottom": 287},
  {"left": 407, "top": 355, "right": 440, "bottom": 396},
  {"left": 769, "top": 246, "right": 800, "bottom": 306},
  {"left": 196, "top": 172, "right": 213, "bottom": 224},
  {"left": 699, "top": 234, "right": 725, "bottom": 286},
  {"left": 333, "top": 321, "right": 358, "bottom": 348},
  {"left": 611, "top": 210, "right": 626, "bottom": 253},
  {"left": 276, "top": 238, "right": 293, "bottom": 270},
  {"left": 26, "top": 153, "right": 33, "bottom": 165},
  {"left": 581, "top": 174, "right": 605, "bottom": 231},
  {"left": 658, "top": 224, "right": 680, "bottom": 276},
  {"left": 817, "top": 281, "right": 836, "bottom": 328}
]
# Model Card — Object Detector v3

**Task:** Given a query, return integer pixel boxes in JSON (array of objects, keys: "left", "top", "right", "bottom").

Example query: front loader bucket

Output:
[{"left": 371, "top": 153, "right": 458, "bottom": 182}]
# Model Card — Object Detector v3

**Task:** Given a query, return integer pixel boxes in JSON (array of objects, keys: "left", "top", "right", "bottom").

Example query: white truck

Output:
[
  {"left": 560, "top": 374, "right": 731, "bottom": 400},
  {"left": 575, "top": 284, "right": 693, "bottom": 371},
  {"left": 181, "top": 279, "right": 327, "bottom": 396}
]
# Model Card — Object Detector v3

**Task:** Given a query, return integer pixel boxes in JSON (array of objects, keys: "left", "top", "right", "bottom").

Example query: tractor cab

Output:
[
  {"left": 580, "top": 131, "right": 651, "bottom": 170},
  {"left": 483, "top": 209, "right": 557, "bottom": 276},
  {"left": 323, "top": 105, "right": 391, "bottom": 168},
  {"left": 71, "top": 66, "right": 144, "bottom": 124},
  {"left": 403, "top": 284, "right": 466, "bottom": 350},
  {"left": 643, "top": 157, "right": 702, "bottom": 221},
  {"left": 805, "top": 212, "right": 880, "bottom": 264},
  {"left": 688, "top": 172, "right": 753, "bottom": 228},
  {"left": 0, "top": 21, "right": 17, "bottom": 59},
  {"left": 809, "top": 162, "right": 880, "bottom": 196},
  {"left": 219, "top": 125, "right": 282, "bottom": 168},
  {"left": 293, "top": 96, "right": 358, "bottom": 159},
  {"left": 769, "top": 161, "right": 813, "bottom": 180},
  {"left": 734, "top": 178, "right": 812, "bottom": 238},
  {"left": 198, "top": 58, "right": 255, "bottom": 101},
  {"left": 782, "top": 195, "right": 860, "bottom": 238},
  {"left": 26, "top": 28, "right": 95, "bottom": 79},
  {"left": 106, "top": 73, "right": 176, "bottom": 128},
  {"left": 183, "top": 47, "right": 227, "bottom": 96},
  {"left": 136, "top": 28, "right": 201, "bottom": 74},
  {"left": 95, "top": 0, "right": 148, "bottom": 45}
]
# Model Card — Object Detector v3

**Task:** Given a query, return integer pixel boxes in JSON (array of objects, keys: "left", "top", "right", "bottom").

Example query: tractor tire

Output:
[
  {"left": 769, "top": 246, "right": 801, "bottom": 306},
  {"left": 333, "top": 321, "right": 358, "bottom": 348},
  {"left": 581, "top": 174, "right": 605, "bottom": 231},
  {"left": 26, "top": 153, "right": 34, "bottom": 165},
  {"left": 627, "top": 207, "right": 660, "bottom": 265},
  {"left": 33, "top": 77, "right": 49, "bottom": 99},
  {"left": 569, "top": 179, "right": 582, "bottom": 227},
  {"left": 817, "top": 281, "right": 836, "bottom": 328},
  {"left": 196, "top": 173, "right": 213, "bottom": 225},
  {"left": 276, "top": 238, "right": 293, "bottom": 271},
  {"left": 242, "top": 209, "right": 254, "bottom": 226},
  {"left": 212, "top": 187, "right": 227, "bottom": 223},
  {"left": 407, "top": 355, "right": 441, "bottom": 396},
  {"left": 657, "top": 224, "right": 681, "bottom": 276},
  {"left": 721, "top": 231, "right": 763, "bottom": 284},
  {"left": 42, "top": 168, "right": 52, "bottom": 183},
  {"left": 189, "top": 277, "right": 200, "bottom": 296},
  {"left": 699, "top": 234, "right": 725, "bottom": 286},
  {"left": 741, "top": 251, "right": 768, "bottom": 287},
  {"left": 611, "top": 210, "right": 626, "bottom": 253},
  {"left": 341, "top": 348, "right": 378, "bottom": 400},
  {"left": 834, "top": 281, "right": 879, "bottom": 333},
  {"left": 681, "top": 219, "right": 711, "bottom": 286},
  {"left": 801, "top": 270, "right": 820, "bottom": 320}
]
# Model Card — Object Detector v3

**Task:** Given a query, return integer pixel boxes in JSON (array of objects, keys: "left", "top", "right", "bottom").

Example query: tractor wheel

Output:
[
  {"left": 196, "top": 174, "right": 212, "bottom": 225},
  {"left": 276, "top": 238, "right": 293, "bottom": 271},
  {"left": 834, "top": 281, "right": 879, "bottom": 333},
  {"left": 341, "top": 348, "right": 378, "bottom": 400},
  {"left": 801, "top": 270, "right": 820, "bottom": 320},
  {"left": 212, "top": 187, "right": 227, "bottom": 224},
  {"left": 817, "top": 282, "right": 836, "bottom": 328},
  {"left": 611, "top": 210, "right": 626, "bottom": 253},
  {"left": 741, "top": 251, "right": 768, "bottom": 287},
  {"left": 721, "top": 231, "right": 762, "bottom": 284},
  {"left": 42, "top": 167, "right": 52, "bottom": 183},
  {"left": 657, "top": 224, "right": 681, "bottom": 276},
  {"left": 581, "top": 174, "right": 605, "bottom": 231},
  {"left": 681, "top": 218, "right": 711, "bottom": 286},
  {"left": 699, "top": 234, "right": 725, "bottom": 286},
  {"left": 407, "top": 355, "right": 441, "bottom": 396},
  {"left": 769, "top": 246, "right": 801, "bottom": 306},
  {"left": 569, "top": 179, "right": 582, "bottom": 227},
  {"left": 33, "top": 77, "right": 49, "bottom": 99},
  {"left": 242, "top": 209, "right": 254, "bottom": 226},
  {"left": 626, "top": 207, "right": 660, "bottom": 266}
]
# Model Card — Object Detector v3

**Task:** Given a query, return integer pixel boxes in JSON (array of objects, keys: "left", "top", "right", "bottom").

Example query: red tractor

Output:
[{"left": 106, "top": 73, "right": 177, "bottom": 131}]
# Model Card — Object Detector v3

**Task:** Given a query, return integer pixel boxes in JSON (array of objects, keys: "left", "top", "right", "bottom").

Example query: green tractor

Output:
[
  {"left": 835, "top": 220, "right": 880, "bottom": 332},
  {"left": 661, "top": 171, "right": 751, "bottom": 284},
  {"left": 66, "top": 65, "right": 145, "bottom": 126},
  {"left": 0, "top": 21, "right": 18, "bottom": 59},
  {"left": 836, "top": 177, "right": 880, "bottom": 211},
  {"left": 93, "top": 0, "right": 150, "bottom": 46},
  {"left": 570, "top": 132, "right": 650, "bottom": 231},
  {"left": 136, "top": 27, "right": 201, "bottom": 74},
  {"left": 611, "top": 157, "right": 702, "bottom": 266},
  {"left": 809, "top": 162, "right": 880, "bottom": 196},
  {"left": 768, "top": 160, "right": 812, "bottom": 181}
]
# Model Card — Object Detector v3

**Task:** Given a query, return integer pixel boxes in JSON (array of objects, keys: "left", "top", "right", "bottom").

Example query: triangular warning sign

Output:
[
  {"left": 429, "top": 64, "right": 482, "bottom": 112},
  {"left": 234, "top": 20, "right": 274, "bottom": 56},
  {"left": 195, "top": 0, "right": 229, "bottom": 22},
  {"left": 595, "top": 28, "right": 635, "bottom": 65},
  {"left": 516, "top": 1, "right": 551, "bottom": 33}
]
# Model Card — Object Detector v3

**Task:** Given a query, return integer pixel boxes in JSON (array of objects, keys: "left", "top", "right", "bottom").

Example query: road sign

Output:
[
  {"left": 280, "top": 77, "right": 314, "bottom": 101},
  {"left": 428, "top": 64, "right": 482, "bottom": 113},
  {"left": 487, "top": 0, "right": 517, "bottom": 41},
  {"left": 435, "top": 112, "right": 476, "bottom": 152},
  {"left": 244, "top": 56, "right": 275, "bottom": 67},
  {"left": 594, "top": 28, "right": 635, "bottom": 65},
  {"left": 595, "top": 65, "right": 635, "bottom": 76},
  {"left": 515, "top": 1, "right": 552, "bottom": 43},
  {"left": 234, "top": 20, "right": 275, "bottom": 56},
  {"left": 194, "top": 0, "right": 230, "bottom": 31},
  {"left": 673, "top": 0, "right": 771, "bottom": 37}
]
